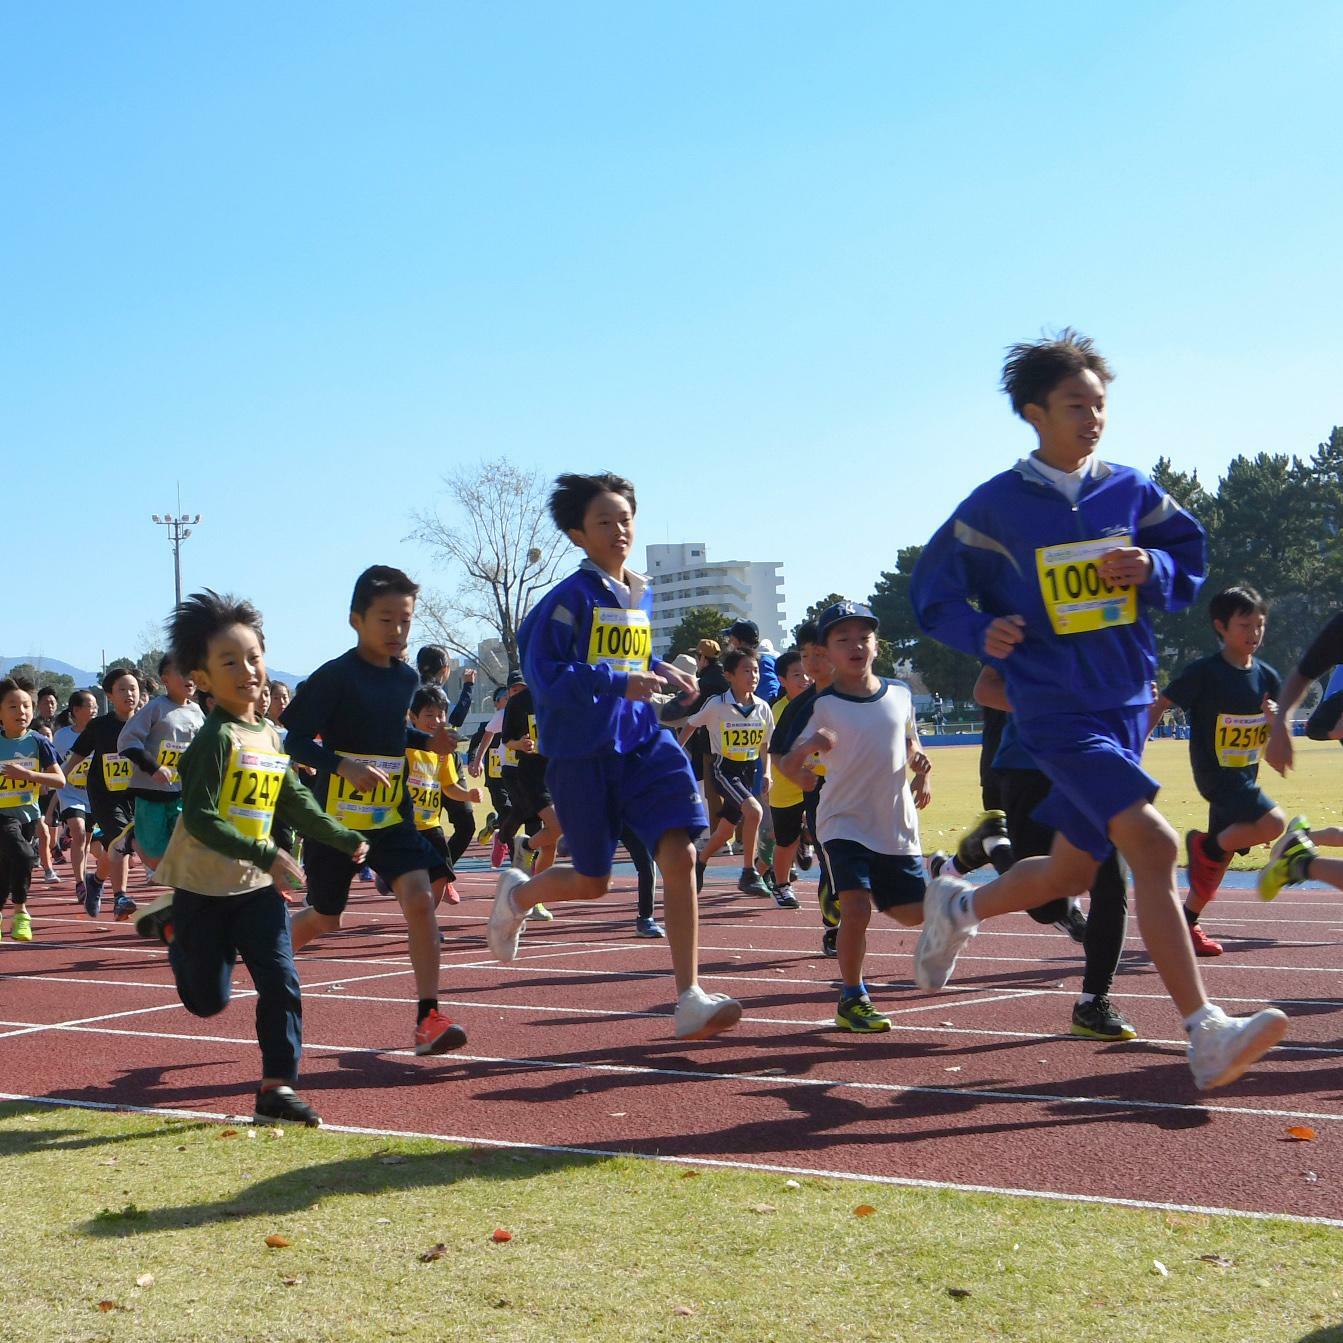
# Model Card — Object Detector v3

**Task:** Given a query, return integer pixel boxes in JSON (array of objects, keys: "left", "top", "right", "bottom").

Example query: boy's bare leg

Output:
[
  {"left": 740, "top": 800, "right": 762, "bottom": 872},
  {"left": 836, "top": 890, "right": 870, "bottom": 986},
  {"left": 392, "top": 871, "right": 441, "bottom": 999},
  {"left": 1110, "top": 801, "right": 1207, "bottom": 1018},
  {"left": 290, "top": 906, "right": 341, "bottom": 951},
  {"left": 968, "top": 841, "right": 1099, "bottom": 921},
  {"left": 1303, "top": 856, "right": 1343, "bottom": 893},
  {"left": 656, "top": 830, "right": 699, "bottom": 994}
]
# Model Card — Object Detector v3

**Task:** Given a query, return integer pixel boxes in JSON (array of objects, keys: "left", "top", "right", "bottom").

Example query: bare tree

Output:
[{"left": 409, "top": 459, "right": 570, "bottom": 674}]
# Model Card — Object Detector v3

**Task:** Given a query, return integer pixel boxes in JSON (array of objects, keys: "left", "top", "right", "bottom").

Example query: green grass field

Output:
[
  {"left": 7, "top": 736, "right": 1342, "bottom": 1342},
  {"left": 919, "top": 735, "right": 1343, "bottom": 870},
  {"left": 4, "top": 1104, "right": 1342, "bottom": 1343}
]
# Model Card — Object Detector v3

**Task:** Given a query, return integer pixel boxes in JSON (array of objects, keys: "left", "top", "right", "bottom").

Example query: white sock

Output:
[
  {"left": 1184, "top": 1003, "right": 1219, "bottom": 1033},
  {"left": 950, "top": 888, "right": 979, "bottom": 930},
  {"left": 1076, "top": 993, "right": 1096, "bottom": 1005}
]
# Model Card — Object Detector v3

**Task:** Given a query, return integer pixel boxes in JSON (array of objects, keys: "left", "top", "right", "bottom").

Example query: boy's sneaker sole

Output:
[{"left": 134, "top": 891, "right": 176, "bottom": 941}]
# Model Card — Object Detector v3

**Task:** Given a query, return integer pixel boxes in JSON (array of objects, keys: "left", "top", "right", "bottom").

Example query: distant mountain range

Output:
[{"left": 1, "top": 656, "right": 303, "bottom": 687}]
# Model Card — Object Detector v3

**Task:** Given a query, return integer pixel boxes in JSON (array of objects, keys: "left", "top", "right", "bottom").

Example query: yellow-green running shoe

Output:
[
  {"left": 835, "top": 994, "right": 892, "bottom": 1033},
  {"left": 1258, "top": 816, "right": 1316, "bottom": 901},
  {"left": 531, "top": 902, "right": 554, "bottom": 922},
  {"left": 11, "top": 907, "right": 32, "bottom": 942}
]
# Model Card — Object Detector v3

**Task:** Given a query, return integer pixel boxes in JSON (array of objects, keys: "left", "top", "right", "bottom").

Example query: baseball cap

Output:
[
  {"left": 506, "top": 669, "right": 525, "bottom": 688},
  {"left": 722, "top": 619, "right": 760, "bottom": 645},
  {"left": 816, "top": 600, "right": 879, "bottom": 642}
]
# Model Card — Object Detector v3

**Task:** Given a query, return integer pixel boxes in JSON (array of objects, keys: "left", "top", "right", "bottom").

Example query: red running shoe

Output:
[
  {"left": 1188, "top": 921, "right": 1224, "bottom": 957},
  {"left": 414, "top": 1009, "right": 467, "bottom": 1056},
  {"left": 1186, "top": 831, "right": 1231, "bottom": 904},
  {"left": 490, "top": 835, "right": 510, "bottom": 869},
  {"left": 442, "top": 881, "right": 461, "bottom": 905}
]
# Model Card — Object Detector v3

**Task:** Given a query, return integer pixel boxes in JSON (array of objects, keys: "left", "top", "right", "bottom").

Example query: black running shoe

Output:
[
  {"left": 928, "top": 851, "right": 949, "bottom": 879},
  {"left": 797, "top": 844, "right": 815, "bottom": 872},
  {"left": 1053, "top": 902, "right": 1088, "bottom": 944},
  {"left": 954, "top": 810, "right": 1008, "bottom": 873},
  {"left": 818, "top": 878, "right": 840, "bottom": 930},
  {"left": 821, "top": 926, "right": 838, "bottom": 958},
  {"left": 695, "top": 858, "right": 707, "bottom": 893},
  {"left": 1070, "top": 996, "right": 1137, "bottom": 1042},
  {"left": 254, "top": 1086, "right": 322, "bottom": 1127}
]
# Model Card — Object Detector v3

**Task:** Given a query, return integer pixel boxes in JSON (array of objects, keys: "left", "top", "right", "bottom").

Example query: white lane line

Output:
[
  {"left": 1, "top": 1019, "right": 1340, "bottom": 1125},
  {"left": 0, "top": 999, "right": 220, "bottom": 1041},
  {"left": 2, "top": 1090, "right": 1339, "bottom": 1229}
]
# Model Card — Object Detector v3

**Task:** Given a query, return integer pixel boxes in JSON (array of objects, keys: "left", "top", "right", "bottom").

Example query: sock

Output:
[
  {"left": 947, "top": 855, "right": 968, "bottom": 877},
  {"left": 1183, "top": 1003, "right": 1219, "bottom": 1033},
  {"left": 950, "top": 888, "right": 978, "bottom": 930},
  {"left": 258, "top": 1080, "right": 290, "bottom": 1094},
  {"left": 988, "top": 846, "right": 1016, "bottom": 877},
  {"left": 1202, "top": 834, "right": 1227, "bottom": 862},
  {"left": 1183, "top": 905, "right": 1200, "bottom": 928},
  {"left": 417, "top": 998, "right": 438, "bottom": 1024},
  {"left": 1076, "top": 992, "right": 1096, "bottom": 1005},
  {"left": 841, "top": 981, "right": 868, "bottom": 1001}
]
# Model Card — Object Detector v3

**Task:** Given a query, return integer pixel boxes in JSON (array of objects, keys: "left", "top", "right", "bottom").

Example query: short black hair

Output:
[
  {"left": 776, "top": 649, "right": 803, "bottom": 681},
  {"left": 37, "top": 686, "right": 58, "bottom": 701},
  {"left": 1001, "top": 328, "right": 1115, "bottom": 418},
  {"left": 351, "top": 565, "right": 419, "bottom": 616},
  {"left": 416, "top": 645, "right": 450, "bottom": 681},
  {"left": 723, "top": 648, "right": 758, "bottom": 676},
  {"left": 1210, "top": 585, "right": 1268, "bottom": 627},
  {"left": 0, "top": 677, "right": 29, "bottom": 703},
  {"left": 157, "top": 653, "right": 176, "bottom": 677},
  {"left": 410, "top": 685, "right": 450, "bottom": 716},
  {"left": 548, "top": 472, "right": 637, "bottom": 533},
  {"left": 68, "top": 689, "right": 97, "bottom": 712},
  {"left": 168, "top": 589, "right": 266, "bottom": 678},
  {"left": 101, "top": 666, "right": 138, "bottom": 695},
  {"left": 796, "top": 620, "right": 820, "bottom": 647}
]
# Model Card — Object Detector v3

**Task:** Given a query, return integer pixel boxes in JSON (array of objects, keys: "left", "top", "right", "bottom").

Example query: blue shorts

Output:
[
  {"left": 547, "top": 730, "right": 707, "bottom": 878},
  {"left": 823, "top": 840, "right": 926, "bottom": 911},
  {"left": 304, "top": 824, "right": 438, "bottom": 916},
  {"left": 1017, "top": 706, "right": 1158, "bottom": 861}
]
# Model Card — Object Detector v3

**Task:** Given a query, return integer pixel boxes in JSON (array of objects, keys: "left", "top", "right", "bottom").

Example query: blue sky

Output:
[{"left": 5, "top": 2, "right": 1340, "bottom": 674}]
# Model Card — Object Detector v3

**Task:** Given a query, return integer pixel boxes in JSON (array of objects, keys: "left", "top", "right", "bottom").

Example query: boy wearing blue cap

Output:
[
  {"left": 778, "top": 601, "right": 931, "bottom": 1032},
  {"left": 909, "top": 329, "right": 1286, "bottom": 1090}
]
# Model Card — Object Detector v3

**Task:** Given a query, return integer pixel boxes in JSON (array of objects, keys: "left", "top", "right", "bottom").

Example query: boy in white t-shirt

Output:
[
  {"left": 779, "top": 602, "right": 932, "bottom": 1032},
  {"left": 679, "top": 650, "right": 774, "bottom": 898}
]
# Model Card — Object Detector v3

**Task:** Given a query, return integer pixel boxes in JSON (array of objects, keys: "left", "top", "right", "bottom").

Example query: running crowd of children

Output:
[{"left": 5, "top": 330, "right": 1342, "bottom": 1126}]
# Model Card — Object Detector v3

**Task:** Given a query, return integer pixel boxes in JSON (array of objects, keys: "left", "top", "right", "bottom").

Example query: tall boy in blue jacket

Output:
[
  {"left": 485, "top": 472, "right": 742, "bottom": 1043},
  {"left": 909, "top": 330, "right": 1286, "bottom": 1090}
]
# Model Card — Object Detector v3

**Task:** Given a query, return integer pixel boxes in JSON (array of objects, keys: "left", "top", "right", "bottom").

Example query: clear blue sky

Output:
[{"left": 6, "top": 2, "right": 1340, "bottom": 674}]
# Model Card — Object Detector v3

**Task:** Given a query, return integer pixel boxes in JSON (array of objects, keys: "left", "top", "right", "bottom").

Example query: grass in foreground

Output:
[{"left": 3, "top": 1103, "right": 1340, "bottom": 1343}]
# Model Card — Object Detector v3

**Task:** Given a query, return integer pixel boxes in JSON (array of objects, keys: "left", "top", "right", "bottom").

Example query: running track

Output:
[{"left": 2, "top": 858, "right": 1341, "bottom": 1226}]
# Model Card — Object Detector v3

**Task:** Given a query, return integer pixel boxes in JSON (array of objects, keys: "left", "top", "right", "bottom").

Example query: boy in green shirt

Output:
[{"left": 137, "top": 590, "right": 368, "bottom": 1126}]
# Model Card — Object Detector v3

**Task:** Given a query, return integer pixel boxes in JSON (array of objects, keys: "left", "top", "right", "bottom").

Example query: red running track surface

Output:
[{"left": 1, "top": 857, "right": 1340, "bottom": 1225}]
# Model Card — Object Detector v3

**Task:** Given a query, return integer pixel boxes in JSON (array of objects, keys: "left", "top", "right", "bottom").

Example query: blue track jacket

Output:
[
  {"left": 519, "top": 561, "right": 671, "bottom": 760},
  {"left": 911, "top": 457, "right": 1205, "bottom": 723}
]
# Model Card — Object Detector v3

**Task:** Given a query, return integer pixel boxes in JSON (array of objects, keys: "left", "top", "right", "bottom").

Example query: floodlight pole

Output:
[{"left": 150, "top": 508, "right": 203, "bottom": 608}]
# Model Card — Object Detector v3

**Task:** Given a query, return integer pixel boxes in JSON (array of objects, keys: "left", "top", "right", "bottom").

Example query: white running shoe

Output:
[
  {"left": 673, "top": 985, "right": 742, "bottom": 1041},
  {"left": 43, "top": 868, "right": 59, "bottom": 884},
  {"left": 1187, "top": 1004, "right": 1288, "bottom": 1090},
  {"left": 487, "top": 868, "right": 531, "bottom": 963},
  {"left": 913, "top": 874, "right": 977, "bottom": 991}
]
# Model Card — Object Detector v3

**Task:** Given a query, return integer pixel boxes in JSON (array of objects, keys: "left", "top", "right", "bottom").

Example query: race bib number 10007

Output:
[
  {"left": 1035, "top": 536, "right": 1138, "bottom": 636},
  {"left": 587, "top": 607, "right": 652, "bottom": 675}
]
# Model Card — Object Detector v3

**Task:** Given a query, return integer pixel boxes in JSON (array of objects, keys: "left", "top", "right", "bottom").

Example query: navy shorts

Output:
[
  {"left": 304, "top": 824, "right": 438, "bottom": 916},
  {"left": 547, "top": 729, "right": 707, "bottom": 879},
  {"left": 823, "top": 839, "right": 926, "bottom": 911},
  {"left": 419, "top": 825, "right": 453, "bottom": 884},
  {"left": 709, "top": 758, "right": 758, "bottom": 828},
  {"left": 91, "top": 796, "right": 135, "bottom": 848},
  {"left": 1205, "top": 777, "right": 1277, "bottom": 838},
  {"left": 1017, "top": 705, "right": 1159, "bottom": 861}
]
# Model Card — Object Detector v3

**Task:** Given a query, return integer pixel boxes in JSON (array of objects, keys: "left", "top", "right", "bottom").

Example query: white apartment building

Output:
[{"left": 645, "top": 543, "right": 787, "bottom": 653}]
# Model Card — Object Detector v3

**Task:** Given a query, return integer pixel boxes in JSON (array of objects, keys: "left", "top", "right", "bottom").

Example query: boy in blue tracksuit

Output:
[
  {"left": 485, "top": 471, "right": 742, "bottom": 1042},
  {"left": 909, "top": 329, "right": 1286, "bottom": 1091}
]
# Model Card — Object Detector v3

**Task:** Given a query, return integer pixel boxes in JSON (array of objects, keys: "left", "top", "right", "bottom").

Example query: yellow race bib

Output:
[
  {"left": 102, "top": 753, "right": 134, "bottom": 793},
  {"left": 721, "top": 721, "right": 766, "bottom": 762},
  {"left": 406, "top": 749, "right": 444, "bottom": 831},
  {"left": 1035, "top": 535, "right": 1138, "bottom": 636},
  {"left": 587, "top": 607, "right": 652, "bottom": 675},
  {"left": 0, "top": 757, "right": 39, "bottom": 810},
  {"left": 156, "top": 741, "right": 183, "bottom": 784},
  {"left": 1215, "top": 713, "right": 1269, "bottom": 769},
  {"left": 222, "top": 746, "right": 288, "bottom": 840},
  {"left": 67, "top": 757, "right": 91, "bottom": 790},
  {"left": 487, "top": 746, "right": 504, "bottom": 780},
  {"left": 326, "top": 752, "right": 405, "bottom": 831}
]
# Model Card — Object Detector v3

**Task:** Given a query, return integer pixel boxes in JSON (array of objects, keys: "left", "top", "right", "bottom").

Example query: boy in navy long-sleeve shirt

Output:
[
  {"left": 909, "top": 329, "right": 1285, "bottom": 1091},
  {"left": 484, "top": 472, "right": 742, "bottom": 1042},
  {"left": 282, "top": 565, "right": 468, "bottom": 1058}
]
